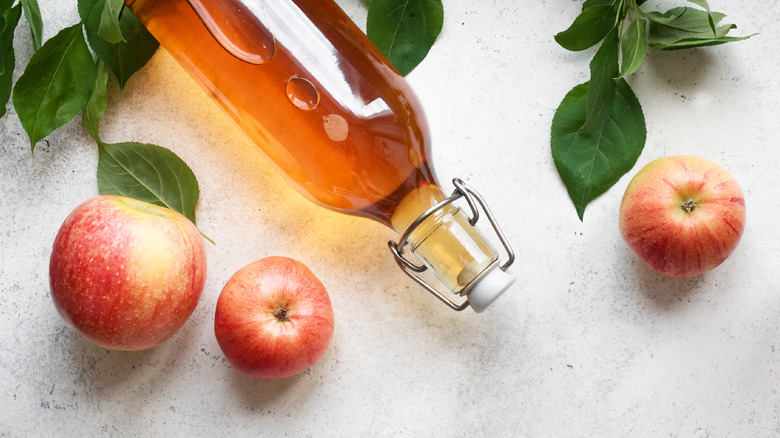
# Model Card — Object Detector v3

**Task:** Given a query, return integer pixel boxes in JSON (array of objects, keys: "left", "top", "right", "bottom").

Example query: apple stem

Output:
[
  {"left": 273, "top": 307, "right": 290, "bottom": 322},
  {"left": 680, "top": 199, "right": 698, "bottom": 213}
]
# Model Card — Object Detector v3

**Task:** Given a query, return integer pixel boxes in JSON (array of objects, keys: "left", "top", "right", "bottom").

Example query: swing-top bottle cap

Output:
[
  {"left": 466, "top": 264, "right": 515, "bottom": 313},
  {"left": 388, "top": 178, "right": 516, "bottom": 312}
]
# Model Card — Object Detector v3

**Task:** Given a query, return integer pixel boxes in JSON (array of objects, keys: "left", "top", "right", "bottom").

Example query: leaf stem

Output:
[{"left": 199, "top": 228, "right": 216, "bottom": 245}]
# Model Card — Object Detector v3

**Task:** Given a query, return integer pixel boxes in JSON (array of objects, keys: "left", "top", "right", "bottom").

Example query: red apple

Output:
[
  {"left": 215, "top": 256, "right": 335, "bottom": 380},
  {"left": 49, "top": 195, "right": 207, "bottom": 350},
  {"left": 619, "top": 155, "right": 746, "bottom": 277}
]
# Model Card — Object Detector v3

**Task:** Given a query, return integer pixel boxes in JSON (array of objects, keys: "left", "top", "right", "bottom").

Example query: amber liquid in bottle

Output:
[
  {"left": 126, "top": 0, "right": 435, "bottom": 225},
  {"left": 125, "top": 0, "right": 513, "bottom": 310}
]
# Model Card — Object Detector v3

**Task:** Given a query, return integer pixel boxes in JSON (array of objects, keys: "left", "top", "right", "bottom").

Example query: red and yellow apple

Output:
[
  {"left": 215, "top": 256, "right": 335, "bottom": 380},
  {"left": 49, "top": 195, "right": 207, "bottom": 350},
  {"left": 619, "top": 155, "right": 746, "bottom": 277}
]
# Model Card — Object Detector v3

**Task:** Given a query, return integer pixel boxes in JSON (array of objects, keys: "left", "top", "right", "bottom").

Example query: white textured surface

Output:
[{"left": 1, "top": 0, "right": 778, "bottom": 436}]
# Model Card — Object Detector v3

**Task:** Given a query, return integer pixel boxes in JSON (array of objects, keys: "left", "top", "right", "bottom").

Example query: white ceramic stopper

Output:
[{"left": 466, "top": 265, "right": 515, "bottom": 313}]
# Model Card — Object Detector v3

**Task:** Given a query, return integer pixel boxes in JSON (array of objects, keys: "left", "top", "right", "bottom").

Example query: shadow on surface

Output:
[
  {"left": 225, "top": 363, "right": 307, "bottom": 411},
  {"left": 642, "top": 48, "right": 718, "bottom": 85},
  {"left": 62, "top": 318, "right": 201, "bottom": 394},
  {"left": 625, "top": 246, "right": 704, "bottom": 310}
]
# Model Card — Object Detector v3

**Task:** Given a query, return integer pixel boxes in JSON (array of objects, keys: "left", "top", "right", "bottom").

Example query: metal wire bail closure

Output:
[{"left": 388, "top": 178, "right": 515, "bottom": 311}]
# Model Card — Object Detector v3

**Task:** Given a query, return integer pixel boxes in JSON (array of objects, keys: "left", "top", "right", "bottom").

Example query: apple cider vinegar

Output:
[{"left": 124, "top": 0, "right": 515, "bottom": 311}]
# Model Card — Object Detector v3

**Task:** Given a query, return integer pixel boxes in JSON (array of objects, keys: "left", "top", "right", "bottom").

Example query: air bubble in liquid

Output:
[{"left": 286, "top": 77, "right": 319, "bottom": 111}]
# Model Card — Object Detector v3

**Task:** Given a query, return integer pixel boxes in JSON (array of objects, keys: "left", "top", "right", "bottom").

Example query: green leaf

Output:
[
  {"left": 97, "top": 0, "right": 126, "bottom": 44},
  {"left": 0, "top": 2, "right": 22, "bottom": 76},
  {"left": 650, "top": 33, "right": 754, "bottom": 50},
  {"left": 97, "top": 142, "right": 200, "bottom": 224},
  {"left": 584, "top": 0, "right": 635, "bottom": 16},
  {"left": 686, "top": 0, "right": 715, "bottom": 34},
  {"left": 366, "top": 0, "right": 443, "bottom": 76},
  {"left": 0, "top": 49, "right": 13, "bottom": 118},
  {"left": 0, "top": 3, "right": 21, "bottom": 117},
  {"left": 584, "top": 28, "right": 619, "bottom": 130},
  {"left": 555, "top": 4, "right": 618, "bottom": 52},
  {"left": 79, "top": 0, "right": 158, "bottom": 89},
  {"left": 82, "top": 58, "right": 109, "bottom": 142},
  {"left": 20, "top": 0, "right": 43, "bottom": 50},
  {"left": 686, "top": 0, "right": 711, "bottom": 9},
  {"left": 647, "top": 7, "right": 755, "bottom": 50},
  {"left": 619, "top": 18, "right": 647, "bottom": 78},
  {"left": 551, "top": 79, "right": 646, "bottom": 220},
  {"left": 645, "top": 7, "right": 723, "bottom": 32},
  {"left": 582, "top": 0, "right": 616, "bottom": 9},
  {"left": 12, "top": 23, "right": 96, "bottom": 150}
]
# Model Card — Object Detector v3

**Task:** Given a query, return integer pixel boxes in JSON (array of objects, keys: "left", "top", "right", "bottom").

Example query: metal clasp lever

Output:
[{"left": 387, "top": 178, "right": 515, "bottom": 311}]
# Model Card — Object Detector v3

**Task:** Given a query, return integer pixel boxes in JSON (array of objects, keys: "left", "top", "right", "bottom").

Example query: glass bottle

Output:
[{"left": 124, "top": 0, "right": 515, "bottom": 311}]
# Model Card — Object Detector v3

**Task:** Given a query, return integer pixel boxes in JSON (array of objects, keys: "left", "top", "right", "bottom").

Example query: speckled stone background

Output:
[{"left": 1, "top": 0, "right": 778, "bottom": 436}]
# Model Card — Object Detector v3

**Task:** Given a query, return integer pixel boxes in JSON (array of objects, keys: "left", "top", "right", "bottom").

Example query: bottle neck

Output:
[{"left": 390, "top": 184, "right": 499, "bottom": 296}]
